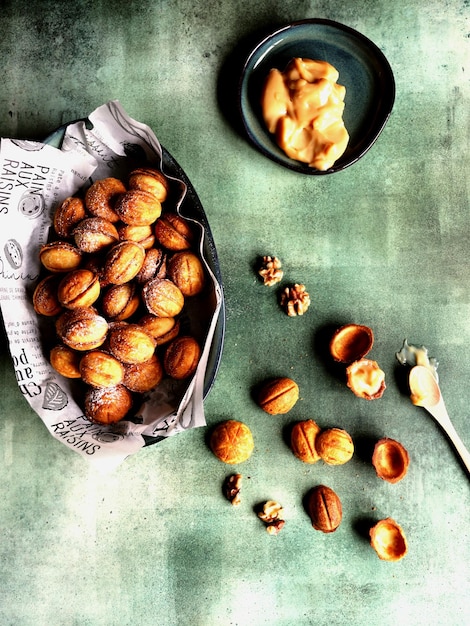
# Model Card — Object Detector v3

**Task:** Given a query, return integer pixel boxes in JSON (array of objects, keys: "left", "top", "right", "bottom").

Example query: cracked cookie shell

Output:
[
  {"left": 346, "top": 358, "right": 386, "bottom": 400},
  {"left": 372, "top": 438, "right": 409, "bottom": 483},
  {"left": 369, "top": 518, "right": 408, "bottom": 561}
]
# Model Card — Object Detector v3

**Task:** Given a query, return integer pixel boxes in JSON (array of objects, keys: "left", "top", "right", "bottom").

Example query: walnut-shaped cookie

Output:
[
  {"left": 84, "top": 384, "right": 133, "bottom": 424},
  {"left": 103, "top": 241, "right": 146, "bottom": 285},
  {"left": 39, "top": 241, "right": 82, "bottom": 273},
  {"left": 50, "top": 344, "right": 82, "bottom": 379},
  {"left": 85, "top": 177, "right": 126, "bottom": 223},
  {"left": 139, "top": 314, "right": 180, "bottom": 346},
  {"left": 142, "top": 277, "right": 184, "bottom": 318},
  {"left": 56, "top": 308, "right": 108, "bottom": 351},
  {"left": 33, "top": 274, "right": 63, "bottom": 316},
  {"left": 79, "top": 350, "right": 125, "bottom": 388},
  {"left": 167, "top": 251, "right": 205, "bottom": 296},
  {"left": 57, "top": 269, "right": 101, "bottom": 309},
  {"left": 128, "top": 167, "right": 170, "bottom": 203},
  {"left": 290, "top": 419, "right": 321, "bottom": 464},
  {"left": 164, "top": 336, "right": 200, "bottom": 379},
  {"left": 123, "top": 353, "right": 164, "bottom": 393},
  {"left": 101, "top": 282, "right": 140, "bottom": 321},
  {"left": 114, "top": 189, "right": 162, "bottom": 226},
  {"left": 154, "top": 213, "right": 194, "bottom": 250},
  {"left": 210, "top": 420, "right": 254, "bottom": 464},
  {"left": 54, "top": 196, "right": 86, "bottom": 238},
  {"left": 73, "top": 217, "right": 119, "bottom": 254},
  {"left": 107, "top": 323, "right": 155, "bottom": 364}
]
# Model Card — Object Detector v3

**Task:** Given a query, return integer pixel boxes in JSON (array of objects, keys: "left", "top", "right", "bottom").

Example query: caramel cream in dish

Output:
[{"left": 261, "top": 58, "right": 349, "bottom": 170}]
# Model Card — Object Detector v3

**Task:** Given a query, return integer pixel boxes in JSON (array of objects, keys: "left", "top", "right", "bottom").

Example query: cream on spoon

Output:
[{"left": 408, "top": 365, "right": 470, "bottom": 476}]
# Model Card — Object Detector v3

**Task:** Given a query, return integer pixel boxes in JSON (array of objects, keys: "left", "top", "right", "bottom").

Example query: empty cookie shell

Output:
[
  {"left": 372, "top": 438, "right": 409, "bottom": 483},
  {"left": 330, "top": 324, "right": 374, "bottom": 363},
  {"left": 369, "top": 518, "right": 408, "bottom": 561}
]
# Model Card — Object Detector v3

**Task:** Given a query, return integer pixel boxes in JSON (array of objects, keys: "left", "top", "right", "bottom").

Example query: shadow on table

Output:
[{"left": 216, "top": 22, "right": 286, "bottom": 139}]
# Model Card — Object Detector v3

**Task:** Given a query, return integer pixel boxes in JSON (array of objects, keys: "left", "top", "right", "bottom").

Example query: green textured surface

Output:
[{"left": 0, "top": 1, "right": 469, "bottom": 625}]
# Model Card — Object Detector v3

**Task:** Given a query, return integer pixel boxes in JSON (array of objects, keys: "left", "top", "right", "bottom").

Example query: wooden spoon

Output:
[{"left": 409, "top": 365, "right": 470, "bottom": 476}]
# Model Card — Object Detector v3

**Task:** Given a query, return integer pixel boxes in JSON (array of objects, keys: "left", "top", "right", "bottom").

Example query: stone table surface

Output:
[{"left": 0, "top": 1, "right": 469, "bottom": 625}]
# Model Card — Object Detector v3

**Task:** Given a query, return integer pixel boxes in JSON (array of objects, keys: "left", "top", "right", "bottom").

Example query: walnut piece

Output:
[
  {"left": 223, "top": 473, "right": 243, "bottom": 506},
  {"left": 280, "top": 283, "right": 310, "bottom": 316},
  {"left": 257, "top": 500, "right": 285, "bottom": 534},
  {"left": 258, "top": 255, "right": 283, "bottom": 286},
  {"left": 266, "top": 519, "right": 286, "bottom": 535}
]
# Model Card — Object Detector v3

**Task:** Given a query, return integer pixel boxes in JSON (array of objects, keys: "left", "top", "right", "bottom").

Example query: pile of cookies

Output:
[{"left": 33, "top": 168, "right": 205, "bottom": 425}]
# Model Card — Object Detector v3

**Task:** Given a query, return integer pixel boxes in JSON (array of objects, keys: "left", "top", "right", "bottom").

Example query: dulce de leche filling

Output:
[{"left": 261, "top": 58, "right": 349, "bottom": 171}]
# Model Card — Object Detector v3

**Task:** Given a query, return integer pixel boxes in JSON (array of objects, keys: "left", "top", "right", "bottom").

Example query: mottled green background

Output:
[{"left": 1, "top": 1, "right": 469, "bottom": 625}]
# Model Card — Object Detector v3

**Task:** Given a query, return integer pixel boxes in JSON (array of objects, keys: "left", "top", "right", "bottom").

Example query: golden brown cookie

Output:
[
  {"left": 164, "top": 335, "right": 200, "bottom": 379},
  {"left": 210, "top": 420, "right": 254, "bottom": 464},
  {"left": 257, "top": 377, "right": 299, "bottom": 415},
  {"left": 142, "top": 277, "right": 184, "bottom": 318},
  {"left": 56, "top": 308, "right": 109, "bottom": 351},
  {"left": 33, "top": 274, "right": 63, "bottom": 316},
  {"left": 84, "top": 384, "right": 133, "bottom": 424},
  {"left": 39, "top": 241, "right": 82, "bottom": 273},
  {"left": 103, "top": 241, "right": 146, "bottom": 285},
  {"left": 85, "top": 177, "right": 126, "bottom": 223},
  {"left": 79, "top": 350, "right": 125, "bottom": 388},
  {"left": 107, "top": 323, "right": 155, "bottom": 364},
  {"left": 101, "top": 282, "right": 140, "bottom": 321},
  {"left": 139, "top": 314, "right": 180, "bottom": 345},
  {"left": 290, "top": 419, "right": 321, "bottom": 464},
  {"left": 128, "top": 167, "right": 170, "bottom": 203},
  {"left": 154, "top": 213, "right": 194, "bottom": 250},
  {"left": 135, "top": 247, "right": 166, "bottom": 284},
  {"left": 117, "top": 223, "right": 155, "bottom": 249},
  {"left": 123, "top": 353, "right": 164, "bottom": 393},
  {"left": 73, "top": 217, "right": 119, "bottom": 253},
  {"left": 57, "top": 269, "right": 101, "bottom": 309},
  {"left": 114, "top": 189, "right": 162, "bottom": 225},
  {"left": 315, "top": 427, "right": 354, "bottom": 465},
  {"left": 50, "top": 344, "right": 82, "bottom": 378},
  {"left": 53, "top": 196, "right": 86, "bottom": 238},
  {"left": 167, "top": 251, "right": 205, "bottom": 296}
]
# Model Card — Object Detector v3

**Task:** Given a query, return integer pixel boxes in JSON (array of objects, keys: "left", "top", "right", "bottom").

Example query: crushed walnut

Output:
[
  {"left": 280, "top": 283, "right": 310, "bottom": 316},
  {"left": 266, "top": 519, "right": 286, "bottom": 535},
  {"left": 223, "top": 473, "right": 243, "bottom": 506},
  {"left": 258, "top": 255, "right": 284, "bottom": 287},
  {"left": 257, "top": 500, "right": 285, "bottom": 535}
]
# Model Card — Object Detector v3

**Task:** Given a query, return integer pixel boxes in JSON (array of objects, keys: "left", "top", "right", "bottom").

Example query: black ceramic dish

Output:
[{"left": 239, "top": 19, "right": 395, "bottom": 174}]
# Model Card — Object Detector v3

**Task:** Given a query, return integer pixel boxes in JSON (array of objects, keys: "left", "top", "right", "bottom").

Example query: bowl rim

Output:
[{"left": 238, "top": 18, "right": 396, "bottom": 175}]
